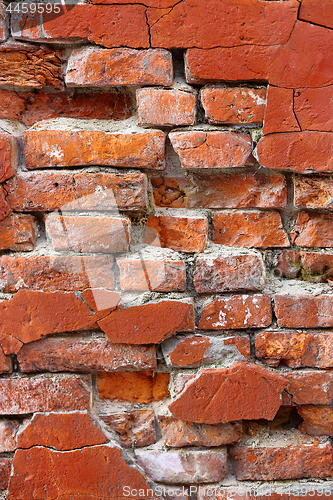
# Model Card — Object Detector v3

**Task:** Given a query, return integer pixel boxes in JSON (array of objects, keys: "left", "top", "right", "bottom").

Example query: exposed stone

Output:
[
  {"left": 159, "top": 416, "right": 242, "bottom": 447},
  {"left": 198, "top": 294, "right": 272, "bottom": 330},
  {"left": 170, "top": 131, "right": 254, "bottom": 169},
  {"left": 101, "top": 410, "right": 156, "bottom": 447},
  {"left": 23, "top": 130, "right": 166, "bottom": 170},
  {"left": 17, "top": 338, "right": 156, "bottom": 373},
  {"left": 135, "top": 449, "right": 227, "bottom": 484},
  {"left": 97, "top": 371, "right": 170, "bottom": 403},
  {"left": 98, "top": 299, "right": 194, "bottom": 344},
  {"left": 169, "top": 362, "right": 287, "bottom": 424}
]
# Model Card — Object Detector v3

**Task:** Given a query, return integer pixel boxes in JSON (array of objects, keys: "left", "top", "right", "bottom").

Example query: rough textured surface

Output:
[
  {"left": 169, "top": 362, "right": 287, "bottom": 424},
  {"left": 275, "top": 294, "right": 333, "bottom": 328},
  {"left": 294, "top": 175, "right": 333, "bottom": 210},
  {"left": 298, "top": 406, "right": 333, "bottom": 436},
  {"left": 283, "top": 371, "right": 333, "bottom": 405},
  {"left": 292, "top": 213, "right": 333, "bottom": 247},
  {"left": 0, "top": 214, "right": 36, "bottom": 252},
  {"left": 137, "top": 88, "right": 196, "bottom": 126},
  {"left": 101, "top": 410, "right": 156, "bottom": 448}
]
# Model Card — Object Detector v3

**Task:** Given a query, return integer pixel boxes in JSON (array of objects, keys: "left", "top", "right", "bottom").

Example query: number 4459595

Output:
[{"left": 6, "top": 3, "right": 61, "bottom": 13}]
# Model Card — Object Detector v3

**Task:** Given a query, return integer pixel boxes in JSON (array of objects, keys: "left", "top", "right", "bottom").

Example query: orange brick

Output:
[
  {"left": 137, "top": 88, "right": 196, "bottom": 126},
  {"left": 0, "top": 214, "right": 36, "bottom": 252},
  {"left": 275, "top": 294, "right": 333, "bottom": 328},
  {"left": 292, "top": 213, "right": 333, "bottom": 247},
  {"left": 0, "top": 134, "right": 18, "bottom": 183},
  {"left": 145, "top": 215, "right": 207, "bottom": 252}
]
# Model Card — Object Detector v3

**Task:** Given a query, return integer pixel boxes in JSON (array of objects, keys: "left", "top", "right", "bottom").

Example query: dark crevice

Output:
[
  {"left": 297, "top": 17, "right": 333, "bottom": 32},
  {"left": 292, "top": 89, "right": 302, "bottom": 132}
]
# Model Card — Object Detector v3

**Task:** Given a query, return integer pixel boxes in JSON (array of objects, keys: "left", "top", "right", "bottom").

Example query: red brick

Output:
[
  {"left": 137, "top": 88, "right": 196, "bottom": 126},
  {"left": 12, "top": 4, "right": 149, "bottom": 48},
  {"left": 300, "top": 251, "right": 333, "bottom": 282},
  {"left": 101, "top": 410, "right": 156, "bottom": 448},
  {"left": 135, "top": 449, "right": 227, "bottom": 484},
  {"left": 145, "top": 215, "right": 207, "bottom": 253},
  {"left": 274, "top": 249, "right": 301, "bottom": 279},
  {"left": 18, "top": 411, "right": 107, "bottom": 451},
  {"left": 45, "top": 215, "right": 130, "bottom": 253},
  {"left": 152, "top": 172, "right": 287, "bottom": 209},
  {"left": 0, "top": 421, "right": 19, "bottom": 452},
  {"left": 0, "top": 376, "right": 91, "bottom": 414},
  {"left": 0, "top": 255, "right": 114, "bottom": 293},
  {"left": 0, "top": 186, "right": 10, "bottom": 221},
  {"left": 230, "top": 440, "right": 333, "bottom": 480},
  {"left": 98, "top": 299, "right": 194, "bottom": 344},
  {"left": 0, "top": 458, "right": 11, "bottom": 491},
  {"left": 294, "top": 175, "right": 333, "bottom": 210},
  {"left": 91, "top": 0, "right": 178, "bottom": 5},
  {"left": 298, "top": 406, "right": 333, "bottom": 436},
  {"left": 169, "top": 362, "right": 286, "bottom": 424},
  {"left": 275, "top": 294, "right": 333, "bottom": 328},
  {"left": 194, "top": 254, "right": 264, "bottom": 293},
  {"left": 163, "top": 335, "right": 250, "bottom": 367},
  {"left": 159, "top": 416, "right": 242, "bottom": 447},
  {"left": 201, "top": 87, "right": 266, "bottom": 125},
  {"left": 199, "top": 294, "right": 272, "bottom": 330},
  {"left": 294, "top": 86, "right": 333, "bottom": 132},
  {"left": 66, "top": 47, "right": 173, "bottom": 87},
  {"left": 17, "top": 337, "right": 156, "bottom": 373},
  {"left": 256, "top": 331, "right": 333, "bottom": 369},
  {"left": 0, "top": 347, "right": 12, "bottom": 374},
  {"left": 257, "top": 132, "right": 333, "bottom": 174},
  {"left": 97, "top": 371, "right": 169, "bottom": 403},
  {"left": 23, "top": 130, "right": 166, "bottom": 170},
  {"left": 170, "top": 131, "right": 254, "bottom": 169},
  {"left": 4, "top": 171, "right": 147, "bottom": 212},
  {"left": 212, "top": 211, "right": 289, "bottom": 248},
  {"left": 0, "top": 43, "right": 63, "bottom": 89},
  {"left": 8, "top": 445, "right": 154, "bottom": 499},
  {"left": 0, "top": 214, "right": 36, "bottom": 252},
  {"left": 263, "top": 86, "right": 300, "bottom": 135},
  {"left": 118, "top": 257, "right": 186, "bottom": 292},
  {"left": 283, "top": 371, "right": 333, "bottom": 405},
  {"left": 0, "top": 134, "right": 18, "bottom": 183},
  {"left": 292, "top": 213, "right": 333, "bottom": 247},
  {"left": 185, "top": 23, "right": 333, "bottom": 88},
  {"left": 0, "top": 289, "right": 98, "bottom": 349},
  {"left": 149, "top": 0, "right": 298, "bottom": 48},
  {"left": 80, "top": 288, "right": 119, "bottom": 318},
  {"left": 299, "top": 0, "right": 333, "bottom": 29},
  {"left": 0, "top": 90, "right": 25, "bottom": 121}
]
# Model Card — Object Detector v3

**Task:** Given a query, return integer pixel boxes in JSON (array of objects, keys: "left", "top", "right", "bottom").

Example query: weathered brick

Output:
[
  {"left": 17, "top": 411, "right": 107, "bottom": 451},
  {"left": 149, "top": 0, "right": 298, "bottom": 48},
  {"left": 0, "top": 346, "right": 11, "bottom": 374},
  {"left": 118, "top": 257, "right": 186, "bottom": 292},
  {"left": 0, "top": 186, "right": 10, "bottom": 221},
  {"left": 257, "top": 132, "right": 333, "bottom": 174},
  {"left": 300, "top": 251, "right": 333, "bottom": 282},
  {"left": 0, "top": 458, "right": 11, "bottom": 491},
  {"left": 12, "top": 4, "right": 149, "bottom": 48},
  {"left": 4, "top": 171, "right": 148, "bottom": 212},
  {"left": 135, "top": 449, "right": 227, "bottom": 484},
  {"left": 212, "top": 211, "right": 289, "bottom": 248},
  {"left": 230, "top": 439, "right": 333, "bottom": 480},
  {"left": 298, "top": 406, "right": 333, "bottom": 436},
  {"left": 299, "top": 0, "right": 333, "bottom": 30},
  {"left": 145, "top": 215, "right": 207, "bottom": 253},
  {"left": 98, "top": 299, "right": 194, "bottom": 344},
  {"left": 0, "top": 43, "right": 63, "bottom": 89},
  {"left": 292, "top": 213, "right": 333, "bottom": 247},
  {"left": 137, "top": 88, "right": 196, "bottom": 126},
  {"left": 0, "top": 421, "right": 19, "bottom": 452},
  {"left": 283, "top": 371, "right": 333, "bottom": 405},
  {"left": 0, "top": 3, "right": 8, "bottom": 42},
  {"left": 262, "top": 86, "right": 300, "bottom": 135},
  {"left": 66, "top": 47, "right": 173, "bottom": 87},
  {"left": 0, "top": 90, "right": 24, "bottom": 121},
  {"left": 256, "top": 331, "right": 333, "bottom": 368},
  {"left": 170, "top": 131, "right": 254, "bottom": 169},
  {"left": 101, "top": 410, "right": 156, "bottom": 448},
  {"left": 45, "top": 215, "right": 130, "bottom": 253},
  {"left": 294, "top": 175, "right": 333, "bottom": 210},
  {"left": 162, "top": 335, "right": 250, "bottom": 368},
  {"left": 23, "top": 130, "right": 166, "bottom": 170},
  {"left": 185, "top": 23, "right": 333, "bottom": 88},
  {"left": 294, "top": 86, "right": 333, "bottom": 132},
  {"left": 275, "top": 294, "right": 333, "bottom": 328},
  {"left": 97, "top": 371, "right": 169, "bottom": 403},
  {"left": 194, "top": 253, "right": 264, "bottom": 293},
  {"left": 169, "top": 362, "right": 286, "bottom": 424},
  {"left": 0, "top": 289, "right": 98, "bottom": 349},
  {"left": 0, "top": 376, "right": 91, "bottom": 414},
  {"left": 152, "top": 172, "right": 287, "bottom": 209},
  {"left": 0, "top": 134, "right": 18, "bottom": 183},
  {"left": 0, "top": 255, "right": 114, "bottom": 292},
  {"left": 0, "top": 214, "right": 36, "bottom": 252},
  {"left": 201, "top": 87, "right": 266, "bottom": 125},
  {"left": 17, "top": 338, "right": 156, "bottom": 373},
  {"left": 159, "top": 416, "right": 242, "bottom": 447},
  {"left": 274, "top": 249, "right": 301, "bottom": 279}
]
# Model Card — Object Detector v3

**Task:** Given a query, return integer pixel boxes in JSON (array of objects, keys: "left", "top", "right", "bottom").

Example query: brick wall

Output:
[{"left": 0, "top": 0, "right": 332, "bottom": 498}]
